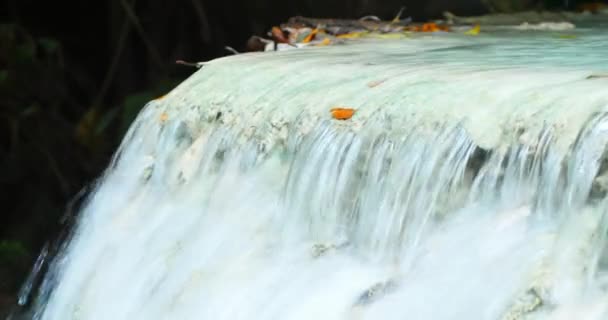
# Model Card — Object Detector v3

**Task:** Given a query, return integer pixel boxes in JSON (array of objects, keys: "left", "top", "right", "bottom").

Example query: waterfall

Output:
[{"left": 16, "top": 26, "right": 608, "bottom": 320}]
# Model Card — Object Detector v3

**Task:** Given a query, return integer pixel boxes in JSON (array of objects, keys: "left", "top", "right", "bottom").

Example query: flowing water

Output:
[{"left": 14, "top": 24, "right": 608, "bottom": 319}]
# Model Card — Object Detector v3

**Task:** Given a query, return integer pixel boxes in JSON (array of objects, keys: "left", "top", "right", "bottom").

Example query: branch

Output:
[
  {"left": 189, "top": 0, "right": 212, "bottom": 44},
  {"left": 91, "top": 0, "right": 134, "bottom": 109},
  {"left": 119, "top": 0, "right": 166, "bottom": 71}
]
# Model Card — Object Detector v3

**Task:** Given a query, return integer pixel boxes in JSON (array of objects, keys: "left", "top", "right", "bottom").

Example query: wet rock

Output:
[
  {"left": 467, "top": 146, "right": 490, "bottom": 179},
  {"left": 310, "top": 242, "right": 348, "bottom": 258},
  {"left": 142, "top": 166, "right": 154, "bottom": 182},
  {"left": 514, "top": 22, "right": 575, "bottom": 31},
  {"left": 587, "top": 73, "right": 608, "bottom": 80},
  {"left": 141, "top": 155, "right": 155, "bottom": 182},
  {"left": 501, "top": 288, "right": 544, "bottom": 320},
  {"left": 590, "top": 171, "right": 608, "bottom": 199},
  {"left": 353, "top": 279, "right": 399, "bottom": 307}
]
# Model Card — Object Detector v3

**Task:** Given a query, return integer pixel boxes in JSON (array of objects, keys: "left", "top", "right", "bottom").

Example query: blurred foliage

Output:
[
  {"left": 0, "top": 240, "right": 29, "bottom": 293},
  {"left": 0, "top": 20, "right": 184, "bottom": 302},
  {"left": 0, "top": 241, "right": 28, "bottom": 268}
]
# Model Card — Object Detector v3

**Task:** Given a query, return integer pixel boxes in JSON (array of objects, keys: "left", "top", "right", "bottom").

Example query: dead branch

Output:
[{"left": 119, "top": 0, "right": 166, "bottom": 70}]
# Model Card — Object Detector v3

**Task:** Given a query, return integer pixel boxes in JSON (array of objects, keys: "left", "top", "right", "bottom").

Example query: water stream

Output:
[{"left": 14, "top": 24, "right": 608, "bottom": 319}]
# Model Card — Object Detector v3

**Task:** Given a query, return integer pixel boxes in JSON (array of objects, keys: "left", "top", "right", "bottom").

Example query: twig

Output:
[
  {"left": 91, "top": 0, "right": 135, "bottom": 109},
  {"left": 119, "top": 0, "right": 166, "bottom": 70},
  {"left": 587, "top": 73, "right": 608, "bottom": 79},
  {"left": 189, "top": 0, "right": 212, "bottom": 43},
  {"left": 40, "top": 144, "right": 70, "bottom": 197},
  {"left": 359, "top": 15, "right": 381, "bottom": 22},
  {"left": 224, "top": 46, "right": 239, "bottom": 55},
  {"left": 392, "top": 6, "right": 406, "bottom": 23},
  {"left": 176, "top": 60, "right": 205, "bottom": 68}
]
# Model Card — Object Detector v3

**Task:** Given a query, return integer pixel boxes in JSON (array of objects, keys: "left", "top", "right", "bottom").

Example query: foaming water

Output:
[{"left": 16, "top": 27, "right": 608, "bottom": 319}]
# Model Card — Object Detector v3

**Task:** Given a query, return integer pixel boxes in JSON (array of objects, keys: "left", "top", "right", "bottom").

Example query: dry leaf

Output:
[
  {"left": 337, "top": 32, "right": 367, "bottom": 39},
  {"left": 303, "top": 28, "right": 319, "bottom": 43},
  {"left": 330, "top": 107, "right": 356, "bottom": 120},
  {"left": 465, "top": 25, "right": 480, "bottom": 36},
  {"left": 159, "top": 112, "right": 169, "bottom": 123},
  {"left": 271, "top": 26, "right": 289, "bottom": 43},
  {"left": 372, "top": 33, "right": 408, "bottom": 39},
  {"left": 367, "top": 79, "right": 387, "bottom": 88},
  {"left": 410, "top": 23, "right": 449, "bottom": 32},
  {"left": 316, "top": 38, "right": 331, "bottom": 46}
]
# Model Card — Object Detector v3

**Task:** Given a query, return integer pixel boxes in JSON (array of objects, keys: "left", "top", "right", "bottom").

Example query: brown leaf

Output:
[
  {"left": 367, "top": 79, "right": 387, "bottom": 88},
  {"left": 271, "top": 26, "right": 289, "bottom": 43}
]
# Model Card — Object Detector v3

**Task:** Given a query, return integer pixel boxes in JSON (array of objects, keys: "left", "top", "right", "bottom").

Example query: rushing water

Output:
[{"left": 14, "top": 24, "right": 608, "bottom": 320}]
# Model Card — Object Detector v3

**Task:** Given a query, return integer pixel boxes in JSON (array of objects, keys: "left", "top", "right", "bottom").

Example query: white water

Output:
[{"left": 21, "top": 26, "right": 608, "bottom": 320}]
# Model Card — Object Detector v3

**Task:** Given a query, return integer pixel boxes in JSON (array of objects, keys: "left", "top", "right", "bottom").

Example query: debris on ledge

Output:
[{"left": 240, "top": 9, "right": 608, "bottom": 52}]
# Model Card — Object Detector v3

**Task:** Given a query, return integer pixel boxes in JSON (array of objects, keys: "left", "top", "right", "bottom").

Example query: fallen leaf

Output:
[
  {"left": 271, "top": 26, "right": 289, "bottom": 43},
  {"left": 337, "top": 31, "right": 367, "bottom": 39},
  {"left": 372, "top": 33, "right": 409, "bottom": 39},
  {"left": 367, "top": 79, "right": 387, "bottom": 88},
  {"left": 330, "top": 107, "right": 356, "bottom": 120},
  {"left": 159, "top": 112, "right": 169, "bottom": 122},
  {"left": 316, "top": 38, "right": 331, "bottom": 46},
  {"left": 303, "top": 28, "right": 319, "bottom": 43},
  {"left": 465, "top": 25, "right": 480, "bottom": 36},
  {"left": 410, "top": 23, "right": 448, "bottom": 33}
]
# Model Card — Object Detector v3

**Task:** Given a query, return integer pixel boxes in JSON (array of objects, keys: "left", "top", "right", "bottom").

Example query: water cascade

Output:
[{"left": 16, "top": 25, "right": 608, "bottom": 320}]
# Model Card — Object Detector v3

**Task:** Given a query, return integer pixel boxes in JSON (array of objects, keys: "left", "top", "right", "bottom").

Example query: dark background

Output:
[{"left": 0, "top": 0, "right": 595, "bottom": 315}]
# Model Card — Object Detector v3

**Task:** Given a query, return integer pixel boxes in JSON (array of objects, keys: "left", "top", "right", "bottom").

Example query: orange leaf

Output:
[
  {"left": 330, "top": 107, "right": 356, "bottom": 120},
  {"left": 159, "top": 112, "right": 168, "bottom": 123},
  {"left": 410, "top": 23, "right": 449, "bottom": 33}
]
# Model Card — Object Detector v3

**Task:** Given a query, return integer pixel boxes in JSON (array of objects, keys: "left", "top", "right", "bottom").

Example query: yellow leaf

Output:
[
  {"left": 465, "top": 25, "right": 480, "bottom": 36},
  {"left": 330, "top": 107, "right": 356, "bottom": 120},
  {"left": 315, "top": 38, "right": 331, "bottom": 46},
  {"left": 371, "top": 33, "right": 409, "bottom": 39},
  {"left": 302, "top": 29, "right": 318, "bottom": 43},
  {"left": 337, "top": 32, "right": 367, "bottom": 39}
]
